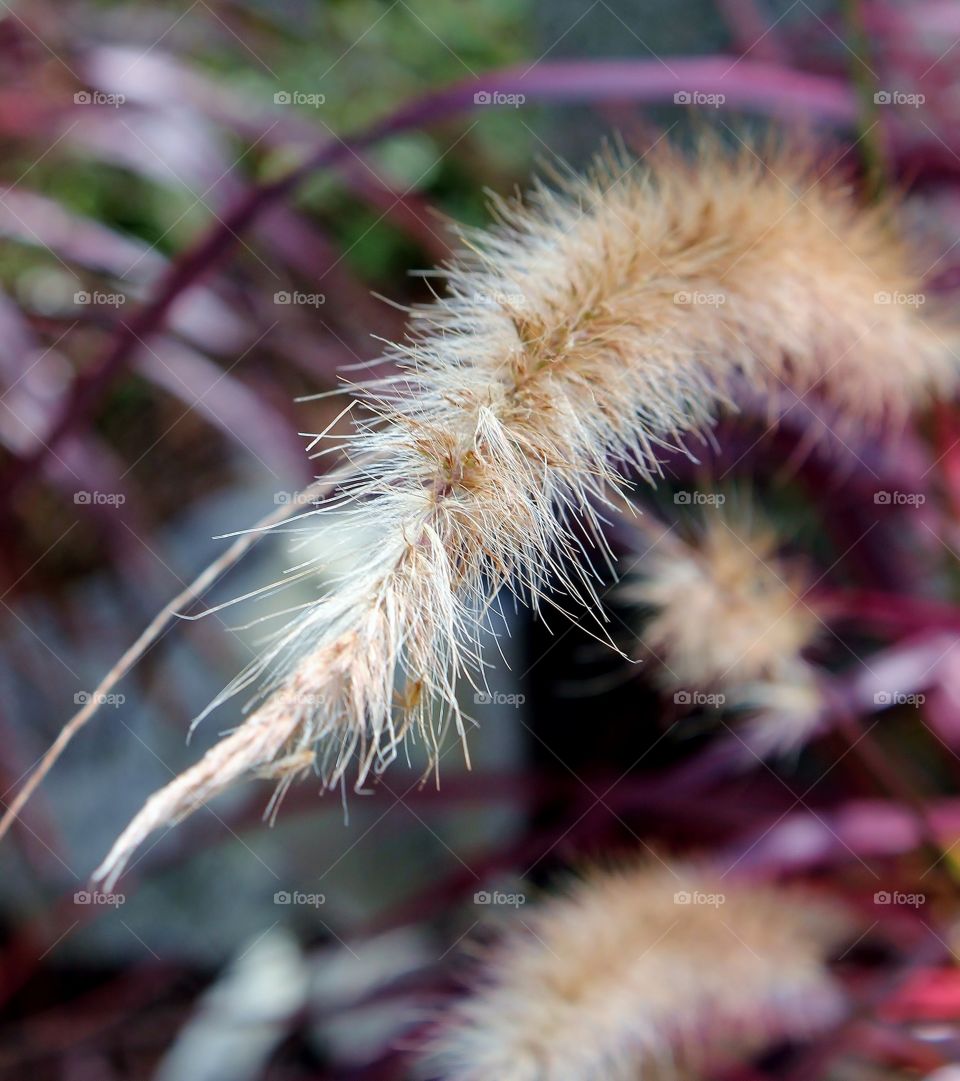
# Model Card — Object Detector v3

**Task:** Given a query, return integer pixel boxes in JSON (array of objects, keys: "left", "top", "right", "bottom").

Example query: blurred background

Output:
[{"left": 2, "top": 1, "right": 960, "bottom": 1078}]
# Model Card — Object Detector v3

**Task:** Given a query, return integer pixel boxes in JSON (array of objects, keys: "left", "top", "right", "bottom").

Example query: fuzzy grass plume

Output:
[
  {"left": 625, "top": 507, "right": 825, "bottom": 749},
  {"left": 94, "top": 138, "right": 955, "bottom": 887},
  {"left": 421, "top": 859, "right": 853, "bottom": 1081}
]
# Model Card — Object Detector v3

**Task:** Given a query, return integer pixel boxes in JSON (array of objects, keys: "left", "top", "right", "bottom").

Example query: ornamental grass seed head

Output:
[
  {"left": 421, "top": 859, "right": 853, "bottom": 1081},
  {"left": 95, "top": 137, "right": 957, "bottom": 888},
  {"left": 624, "top": 507, "right": 825, "bottom": 750}
]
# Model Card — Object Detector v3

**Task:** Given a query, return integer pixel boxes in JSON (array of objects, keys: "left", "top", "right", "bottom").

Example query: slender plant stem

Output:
[
  {"left": 0, "top": 474, "right": 338, "bottom": 842},
  {"left": 840, "top": 0, "right": 890, "bottom": 201}
]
